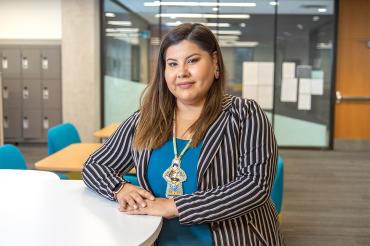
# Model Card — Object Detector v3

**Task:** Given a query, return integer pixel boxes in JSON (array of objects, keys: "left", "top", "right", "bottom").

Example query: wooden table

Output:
[
  {"left": 94, "top": 123, "right": 119, "bottom": 139},
  {"left": 0, "top": 178, "right": 162, "bottom": 246},
  {"left": 35, "top": 143, "right": 136, "bottom": 174},
  {"left": 35, "top": 143, "right": 102, "bottom": 172}
]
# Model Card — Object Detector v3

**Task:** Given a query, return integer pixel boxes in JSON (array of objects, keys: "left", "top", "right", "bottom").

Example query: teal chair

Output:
[
  {"left": 47, "top": 122, "right": 82, "bottom": 179},
  {"left": 271, "top": 157, "right": 284, "bottom": 221},
  {"left": 48, "top": 123, "right": 81, "bottom": 155},
  {"left": 0, "top": 144, "right": 27, "bottom": 170}
]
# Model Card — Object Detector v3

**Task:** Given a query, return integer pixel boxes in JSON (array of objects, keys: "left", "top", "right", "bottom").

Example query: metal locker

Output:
[
  {"left": 2, "top": 79, "right": 21, "bottom": 108},
  {"left": 1, "top": 49, "right": 21, "bottom": 79},
  {"left": 41, "top": 48, "right": 61, "bottom": 79},
  {"left": 22, "top": 80, "right": 42, "bottom": 109},
  {"left": 22, "top": 109, "right": 42, "bottom": 139},
  {"left": 3, "top": 107, "right": 22, "bottom": 139},
  {"left": 42, "top": 80, "right": 61, "bottom": 109},
  {"left": 21, "top": 49, "right": 41, "bottom": 79},
  {"left": 42, "top": 109, "right": 61, "bottom": 139}
]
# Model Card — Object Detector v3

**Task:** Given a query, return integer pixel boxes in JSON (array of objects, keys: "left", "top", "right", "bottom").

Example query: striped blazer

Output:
[{"left": 82, "top": 95, "right": 284, "bottom": 246}]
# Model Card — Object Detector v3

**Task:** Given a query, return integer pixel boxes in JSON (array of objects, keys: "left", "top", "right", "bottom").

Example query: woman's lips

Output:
[{"left": 177, "top": 82, "right": 194, "bottom": 89}]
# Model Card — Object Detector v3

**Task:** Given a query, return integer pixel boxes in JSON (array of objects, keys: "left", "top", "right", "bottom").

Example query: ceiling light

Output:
[
  {"left": 165, "top": 22, "right": 230, "bottom": 27},
  {"left": 156, "top": 13, "right": 250, "bottom": 19},
  {"left": 107, "top": 21, "right": 132, "bottom": 26},
  {"left": 105, "top": 28, "right": 139, "bottom": 33},
  {"left": 165, "top": 21, "right": 183, "bottom": 26},
  {"left": 269, "top": 1, "right": 278, "bottom": 6},
  {"left": 144, "top": 1, "right": 256, "bottom": 7},
  {"left": 296, "top": 24, "right": 303, "bottom": 30},
  {"left": 318, "top": 8, "right": 327, "bottom": 13},
  {"left": 212, "top": 30, "right": 242, "bottom": 35},
  {"left": 105, "top": 12, "right": 116, "bottom": 18},
  {"left": 212, "top": 7, "right": 219, "bottom": 11},
  {"left": 218, "top": 41, "right": 259, "bottom": 47},
  {"left": 312, "top": 16, "right": 320, "bottom": 21},
  {"left": 218, "top": 35, "right": 239, "bottom": 40},
  {"left": 240, "top": 23, "right": 246, "bottom": 28}
]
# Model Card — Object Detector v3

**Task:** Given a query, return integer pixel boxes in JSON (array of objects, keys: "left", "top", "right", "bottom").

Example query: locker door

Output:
[
  {"left": 22, "top": 109, "right": 42, "bottom": 139},
  {"left": 22, "top": 80, "right": 41, "bottom": 109},
  {"left": 41, "top": 48, "right": 61, "bottom": 79},
  {"left": 42, "top": 109, "right": 61, "bottom": 139},
  {"left": 2, "top": 79, "right": 21, "bottom": 108},
  {"left": 21, "top": 49, "right": 41, "bottom": 79},
  {"left": 42, "top": 80, "right": 61, "bottom": 109},
  {"left": 1, "top": 49, "right": 21, "bottom": 79},
  {"left": 3, "top": 107, "right": 22, "bottom": 139}
]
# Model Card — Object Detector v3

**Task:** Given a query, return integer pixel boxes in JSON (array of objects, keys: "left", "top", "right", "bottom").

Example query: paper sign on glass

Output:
[
  {"left": 281, "top": 78, "right": 297, "bottom": 102},
  {"left": 243, "top": 62, "right": 258, "bottom": 85},
  {"left": 282, "top": 62, "right": 295, "bottom": 78},
  {"left": 243, "top": 85, "right": 258, "bottom": 100},
  {"left": 258, "top": 85, "right": 273, "bottom": 110},
  {"left": 311, "top": 79, "right": 324, "bottom": 95},
  {"left": 299, "top": 79, "right": 311, "bottom": 94},
  {"left": 258, "top": 62, "right": 274, "bottom": 85},
  {"left": 298, "top": 94, "right": 311, "bottom": 110}
]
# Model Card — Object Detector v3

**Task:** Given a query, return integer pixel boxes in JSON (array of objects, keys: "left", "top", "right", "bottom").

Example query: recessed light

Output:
[
  {"left": 296, "top": 24, "right": 303, "bottom": 30},
  {"left": 269, "top": 1, "right": 278, "bottom": 6},
  {"left": 156, "top": 13, "right": 250, "bottom": 19},
  {"left": 105, "top": 12, "right": 116, "bottom": 18},
  {"left": 318, "top": 8, "right": 327, "bottom": 13},
  {"left": 144, "top": 1, "right": 256, "bottom": 7},
  {"left": 212, "top": 7, "right": 219, "bottom": 11},
  {"left": 240, "top": 23, "right": 246, "bottom": 28},
  {"left": 313, "top": 16, "right": 320, "bottom": 21},
  {"left": 107, "top": 21, "right": 132, "bottom": 26}
]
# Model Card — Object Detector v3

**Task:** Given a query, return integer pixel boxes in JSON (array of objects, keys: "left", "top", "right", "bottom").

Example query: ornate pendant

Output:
[{"left": 163, "top": 158, "right": 187, "bottom": 198}]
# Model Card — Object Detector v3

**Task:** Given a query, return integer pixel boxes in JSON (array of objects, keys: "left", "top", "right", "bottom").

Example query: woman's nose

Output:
[{"left": 177, "top": 65, "right": 190, "bottom": 79}]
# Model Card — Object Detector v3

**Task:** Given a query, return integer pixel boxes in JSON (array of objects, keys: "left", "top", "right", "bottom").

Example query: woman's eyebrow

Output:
[{"left": 166, "top": 53, "right": 201, "bottom": 62}]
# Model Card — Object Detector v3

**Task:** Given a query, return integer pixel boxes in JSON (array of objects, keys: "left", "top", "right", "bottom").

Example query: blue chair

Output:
[
  {"left": 48, "top": 123, "right": 81, "bottom": 155},
  {"left": 271, "top": 157, "right": 284, "bottom": 221},
  {"left": 0, "top": 144, "right": 27, "bottom": 170},
  {"left": 47, "top": 122, "right": 82, "bottom": 179}
]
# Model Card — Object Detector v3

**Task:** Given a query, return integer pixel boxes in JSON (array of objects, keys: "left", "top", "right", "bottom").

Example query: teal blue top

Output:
[{"left": 147, "top": 138, "right": 212, "bottom": 246}]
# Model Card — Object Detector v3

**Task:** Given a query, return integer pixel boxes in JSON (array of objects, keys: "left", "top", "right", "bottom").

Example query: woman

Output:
[{"left": 83, "top": 23, "right": 284, "bottom": 245}]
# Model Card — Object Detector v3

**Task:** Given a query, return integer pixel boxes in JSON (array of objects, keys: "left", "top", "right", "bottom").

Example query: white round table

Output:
[
  {"left": 0, "top": 169, "right": 60, "bottom": 180},
  {"left": 0, "top": 176, "right": 162, "bottom": 246}
]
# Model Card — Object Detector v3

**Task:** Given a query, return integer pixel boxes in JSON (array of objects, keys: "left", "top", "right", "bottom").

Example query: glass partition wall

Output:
[{"left": 101, "top": 0, "right": 337, "bottom": 148}]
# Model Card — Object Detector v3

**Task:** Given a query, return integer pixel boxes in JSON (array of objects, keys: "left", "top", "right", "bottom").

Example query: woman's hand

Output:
[
  {"left": 116, "top": 183, "right": 155, "bottom": 211},
  {"left": 126, "top": 198, "right": 179, "bottom": 219}
]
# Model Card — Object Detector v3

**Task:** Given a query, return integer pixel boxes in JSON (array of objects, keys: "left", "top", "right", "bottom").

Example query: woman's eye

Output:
[
  {"left": 168, "top": 62, "right": 177, "bottom": 67},
  {"left": 188, "top": 58, "right": 199, "bottom": 64}
]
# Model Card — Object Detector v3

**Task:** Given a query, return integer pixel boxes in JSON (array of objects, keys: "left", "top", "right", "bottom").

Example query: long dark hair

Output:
[{"left": 133, "top": 23, "right": 226, "bottom": 150}]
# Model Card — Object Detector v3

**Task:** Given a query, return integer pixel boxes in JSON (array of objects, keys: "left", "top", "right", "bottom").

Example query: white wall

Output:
[{"left": 0, "top": 0, "right": 61, "bottom": 40}]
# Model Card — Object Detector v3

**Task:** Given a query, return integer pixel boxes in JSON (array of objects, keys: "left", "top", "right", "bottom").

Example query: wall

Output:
[
  {"left": 61, "top": 0, "right": 100, "bottom": 142},
  {"left": 0, "top": 0, "right": 61, "bottom": 40}
]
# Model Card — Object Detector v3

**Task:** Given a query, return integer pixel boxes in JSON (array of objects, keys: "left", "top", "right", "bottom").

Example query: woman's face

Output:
[{"left": 164, "top": 40, "right": 218, "bottom": 106}]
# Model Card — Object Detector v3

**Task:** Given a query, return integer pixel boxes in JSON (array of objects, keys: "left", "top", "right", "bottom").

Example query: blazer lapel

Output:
[
  {"left": 135, "top": 149, "right": 152, "bottom": 192},
  {"left": 197, "top": 109, "right": 231, "bottom": 187}
]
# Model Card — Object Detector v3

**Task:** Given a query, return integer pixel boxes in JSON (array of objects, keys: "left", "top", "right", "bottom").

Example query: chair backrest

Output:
[
  {"left": 271, "top": 157, "right": 284, "bottom": 214},
  {"left": 48, "top": 123, "right": 81, "bottom": 155},
  {"left": 0, "top": 144, "right": 27, "bottom": 169}
]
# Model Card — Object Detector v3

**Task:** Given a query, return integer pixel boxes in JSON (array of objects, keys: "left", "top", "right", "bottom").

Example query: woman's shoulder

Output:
[{"left": 223, "top": 94, "right": 263, "bottom": 118}]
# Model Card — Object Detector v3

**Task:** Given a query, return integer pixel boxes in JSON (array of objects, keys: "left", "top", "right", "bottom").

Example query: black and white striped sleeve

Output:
[
  {"left": 173, "top": 100, "right": 278, "bottom": 224},
  {"left": 82, "top": 112, "right": 139, "bottom": 201}
]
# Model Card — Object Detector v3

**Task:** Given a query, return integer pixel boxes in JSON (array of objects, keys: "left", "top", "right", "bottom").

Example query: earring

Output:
[{"left": 215, "top": 66, "right": 220, "bottom": 79}]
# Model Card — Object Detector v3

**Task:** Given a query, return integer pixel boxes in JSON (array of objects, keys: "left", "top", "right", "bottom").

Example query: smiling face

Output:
[{"left": 164, "top": 40, "right": 218, "bottom": 106}]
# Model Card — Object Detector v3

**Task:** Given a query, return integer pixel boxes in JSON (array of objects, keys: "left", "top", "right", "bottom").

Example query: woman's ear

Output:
[{"left": 212, "top": 51, "right": 218, "bottom": 66}]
